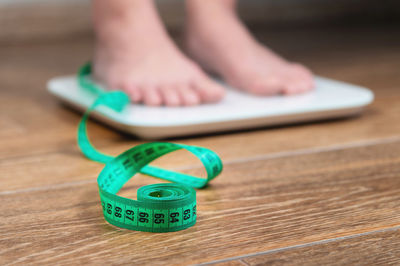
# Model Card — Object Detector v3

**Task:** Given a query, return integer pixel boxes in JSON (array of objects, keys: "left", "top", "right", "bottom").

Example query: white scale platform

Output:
[{"left": 48, "top": 76, "right": 374, "bottom": 139}]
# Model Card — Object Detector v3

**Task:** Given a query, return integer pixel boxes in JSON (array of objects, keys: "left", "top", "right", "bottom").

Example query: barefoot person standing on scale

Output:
[{"left": 92, "top": 0, "right": 314, "bottom": 106}]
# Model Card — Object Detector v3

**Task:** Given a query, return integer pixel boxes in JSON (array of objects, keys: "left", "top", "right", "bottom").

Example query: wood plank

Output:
[
  {"left": 233, "top": 229, "right": 400, "bottom": 265},
  {"left": 1, "top": 140, "right": 400, "bottom": 264}
]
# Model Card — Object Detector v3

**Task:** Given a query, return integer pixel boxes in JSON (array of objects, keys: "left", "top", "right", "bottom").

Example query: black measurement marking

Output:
[
  {"left": 170, "top": 212, "right": 179, "bottom": 223},
  {"left": 154, "top": 213, "right": 165, "bottom": 224},
  {"left": 106, "top": 203, "right": 112, "bottom": 215},
  {"left": 145, "top": 147, "right": 155, "bottom": 156},
  {"left": 158, "top": 145, "right": 167, "bottom": 150},
  {"left": 139, "top": 212, "right": 149, "bottom": 223},
  {"left": 114, "top": 206, "right": 122, "bottom": 218},
  {"left": 122, "top": 158, "right": 133, "bottom": 170},
  {"left": 183, "top": 209, "right": 191, "bottom": 220},
  {"left": 125, "top": 209, "right": 134, "bottom": 221},
  {"left": 132, "top": 152, "right": 143, "bottom": 163}
]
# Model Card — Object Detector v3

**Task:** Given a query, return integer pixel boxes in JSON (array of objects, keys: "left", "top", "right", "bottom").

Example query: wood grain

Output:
[
  {"left": 234, "top": 229, "right": 400, "bottom": 265},
  {"left": 1, "top": 140, "right": 400, "bottom": 265},
  {"left": 1, "top": 25, "right": 400, "bottom": 265}
]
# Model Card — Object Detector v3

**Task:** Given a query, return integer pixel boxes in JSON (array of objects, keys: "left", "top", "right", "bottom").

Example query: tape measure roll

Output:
[{"left": 77, "top": 63, "right": 223, "bottom": 232}]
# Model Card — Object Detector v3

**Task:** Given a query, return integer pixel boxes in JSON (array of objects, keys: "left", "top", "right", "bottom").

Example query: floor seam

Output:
[
  {"left": 219, "top": 135, "right": 400, "bottom": 167},
  {"left": 1, "top": 135, "right": 399, "bottom": 196},
  {"left": 198, "top": 225, "right": 400, "bottom": 265}
]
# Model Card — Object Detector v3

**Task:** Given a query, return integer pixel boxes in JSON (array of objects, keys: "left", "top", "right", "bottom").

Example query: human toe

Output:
[
  {"left": 159, "top": 85, "right": 181, "bottom": 106},
  {"left": 178, "top": 85, "right": 201, "bottom": 106},
  {"left": 247, "top": 76, "right": 284, "bottom": 95},
  {"left": 194, "top": 76, "right": 225, "bottom": 103},
  {"left": 289, "top": 63, "right": 315, "bottom": 91},
  {"left": 123, "top": 83, "right": 142, "bottom": 103},
  {"left": 143, "top": 86, "right": 163, "bottom": 106}
]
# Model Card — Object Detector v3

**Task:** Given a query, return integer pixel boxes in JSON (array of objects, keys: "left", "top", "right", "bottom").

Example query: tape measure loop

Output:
[{"left": 77, "top": 62, "right": 222, "bottom": 232}]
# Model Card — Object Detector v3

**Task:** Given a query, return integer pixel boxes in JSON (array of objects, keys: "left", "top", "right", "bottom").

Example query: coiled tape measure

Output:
[{"left": 77, "top": 63, "right": 223, "bottom": 232}]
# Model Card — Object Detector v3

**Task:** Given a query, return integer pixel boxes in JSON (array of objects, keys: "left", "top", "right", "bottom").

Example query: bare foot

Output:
[
  {"left": 185, "top": 0, "right": 315, "bottom": 95},
  {"left": 92, "top": 0, "right": 224, "bottom": 106}
]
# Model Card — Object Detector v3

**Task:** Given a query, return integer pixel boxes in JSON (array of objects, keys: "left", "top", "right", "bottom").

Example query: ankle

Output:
[
  {"left": 186, "top": 1, "right": 237, "bottom": 30},
  {"left": 92, "top": 0, "right": 165, "bottom": 44},
  {"left": 186, "top": 0, "right": 236, "bottom": 15},
  {"left": 93, "top": 0, "right": 157, "bottom": 20}
]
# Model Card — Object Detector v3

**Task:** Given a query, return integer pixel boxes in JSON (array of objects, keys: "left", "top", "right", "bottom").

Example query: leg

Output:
[
  {"left": 185, "top": 0, "right": 314, "bottom": 95},
  {"left": 92, "top": 0, "right": 224, "bottom": 106}
]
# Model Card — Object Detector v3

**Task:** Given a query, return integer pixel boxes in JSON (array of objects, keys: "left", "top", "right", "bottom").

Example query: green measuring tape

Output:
[{"left": 77, "top": 63, "right": 223, "bottom": 232}]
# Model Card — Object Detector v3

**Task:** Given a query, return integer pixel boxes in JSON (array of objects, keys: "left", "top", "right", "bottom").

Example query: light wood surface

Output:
[
  {"left": 235, "top": 229, "right": 400, "bottom": 265},
  {"left": 1, "top": 25, "right": 400, "bottom": 265}
]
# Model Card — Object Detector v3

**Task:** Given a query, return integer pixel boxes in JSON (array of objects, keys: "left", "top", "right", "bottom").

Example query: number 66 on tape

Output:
[{"left": 77, "top": 63, "right": 223, "bottom": 232}]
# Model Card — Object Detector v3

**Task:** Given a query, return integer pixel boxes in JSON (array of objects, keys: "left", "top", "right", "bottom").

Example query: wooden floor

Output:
[{"left": 1, "top": 24, "right": 400, "bottom": 265}]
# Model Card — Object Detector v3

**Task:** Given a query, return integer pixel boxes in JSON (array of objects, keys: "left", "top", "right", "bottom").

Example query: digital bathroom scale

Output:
[{"left": 48, "top": 76, "right": 374, "bottom": 139}]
